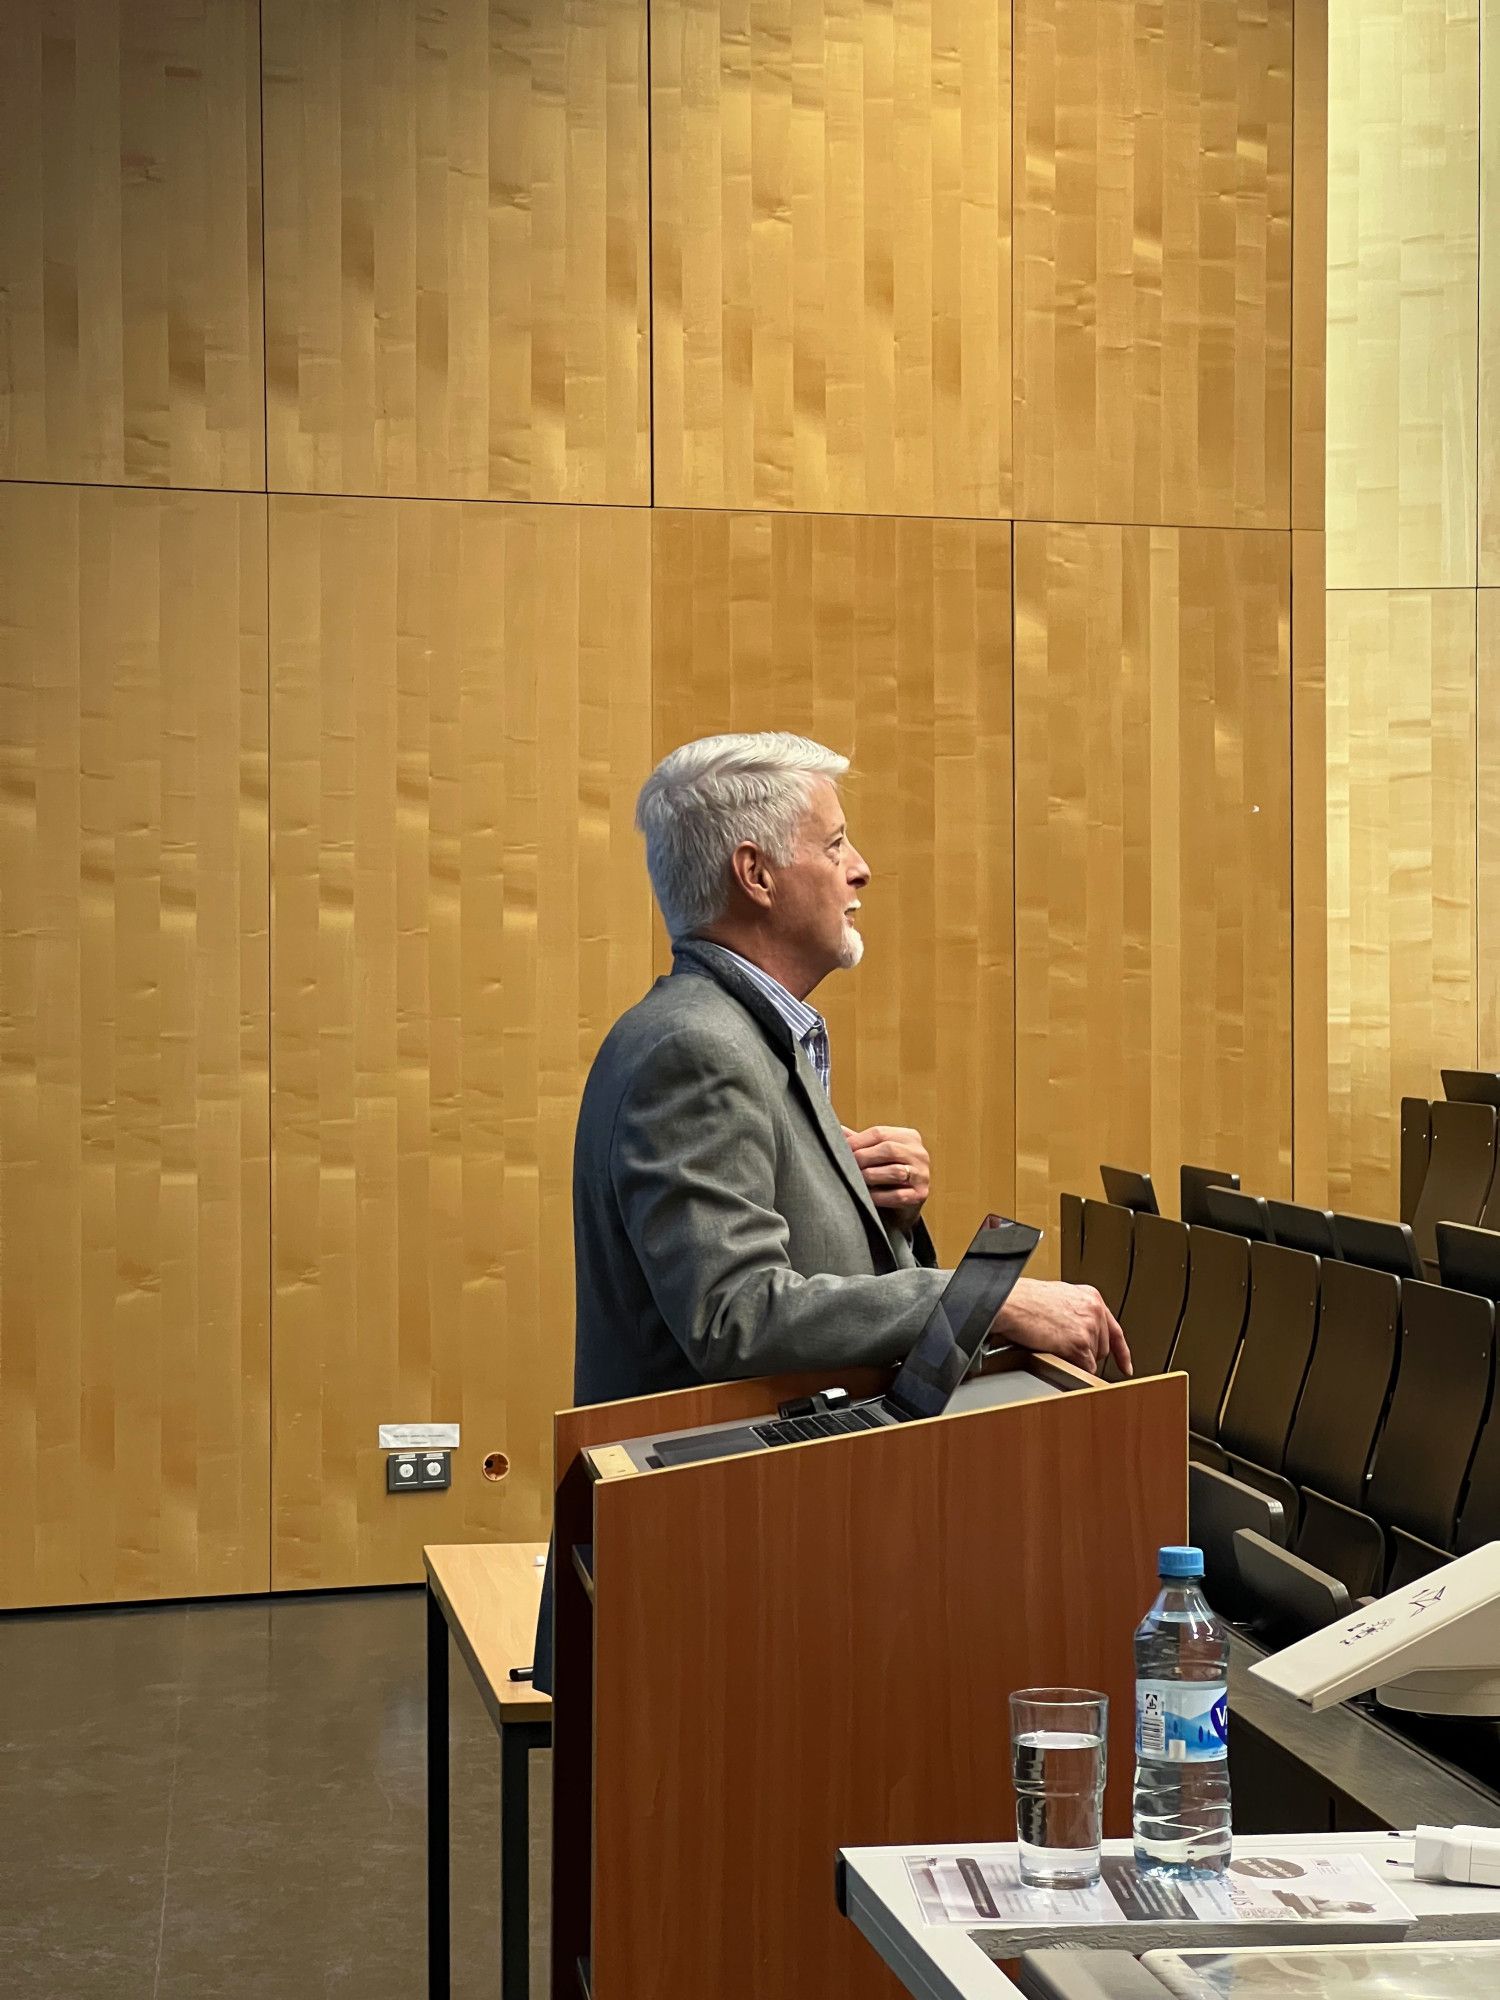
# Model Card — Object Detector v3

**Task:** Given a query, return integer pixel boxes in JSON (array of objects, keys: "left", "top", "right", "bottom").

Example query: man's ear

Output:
[{"left": 728, "top": 839, "right": 774, "bottom": 909}]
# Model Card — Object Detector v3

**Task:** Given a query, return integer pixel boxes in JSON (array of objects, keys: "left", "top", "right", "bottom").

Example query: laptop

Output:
[{"left": 632, "top": 1213, "right": 1041, "bottom": 1471}]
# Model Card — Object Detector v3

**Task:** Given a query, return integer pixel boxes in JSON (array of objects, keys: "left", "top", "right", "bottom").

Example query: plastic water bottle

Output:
[{"left": 1132, "top": 1544, "right": 1232, "bottom": 1874}]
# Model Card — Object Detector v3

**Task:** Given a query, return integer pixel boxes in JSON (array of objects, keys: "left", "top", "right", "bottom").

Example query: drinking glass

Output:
[{"left": 1009, "top": 1687, "right": 1108, "bottom": 1888}]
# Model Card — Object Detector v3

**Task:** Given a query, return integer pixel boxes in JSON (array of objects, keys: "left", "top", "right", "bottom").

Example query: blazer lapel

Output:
[{"left": 672, "top": 941, "right": 898, "bottom": 1271}]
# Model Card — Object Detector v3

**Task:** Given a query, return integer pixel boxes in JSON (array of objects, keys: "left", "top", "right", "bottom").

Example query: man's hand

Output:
[
  {"left": 991, "top": 1277, "right": 1132, "bottom": 1378},
  {"left": 841, "top": 1124, "right": 930, "bottom": 1229}
]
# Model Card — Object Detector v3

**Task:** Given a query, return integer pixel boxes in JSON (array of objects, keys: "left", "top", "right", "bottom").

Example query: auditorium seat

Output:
[
  {"left": 1204, "top": 1186, "right": 1274, "bottom": 1243},
  {"left": 1189, "top": 1464, "right": 1288, "bottom": 1622},
  {"left": 1059, "top": 1191, "right": 1084, "bottom": 1284},
  {"left": 1099, "top": 1164, "right": 1159, "bottom": 1214},
  {"left": 1333, "top": 1211, "right": 1424, "bottom": 1278},
  {"left": 1283, "top": 1259, "right": 1403, "bottom": 1599},
  {"left": 1228, "top": 1278, "right": 1488, "bottom": 1621},
  {"left": 1442, "top": 1068, "right": 1500, "bottom": 1108},
  {"left": 1171, "top": 1227, "right": 1251, "bottom": 1456},
  {"left": 1400, "top": 1095, "right": 1432, "bottom": 1225},
  {"left": 1284, "top": 1259, "right": 1400, "bottom": 1513},
  {"left": 1076, "top": 1199, "right": 1134, "bottom": 1318},
  {"left": 1436, "top": 1221, "right": 1500, "bottom": 1300},
  {"left": 1409, "top": 1099, "right": 1498, "bottom": 1273},
  {"left": 1456, "top": 1386, "right": 1500, "bottom": 1557},
  {"left": 1115, "top": 1213, "right": 1190, "bottom": 1378},
  {"left": 1362, "top": 1280, "right": 1494, "bottom": 1587},
  {"left": 1265, "top": 1199, "right": 1340, "bottom": 1258},
  {"left": 1180, "top": 1163, "right": 1239, "bottom": 1229},
  {"left": 1217, "top": 1242, "right": 1321, "bottom": 1489}
]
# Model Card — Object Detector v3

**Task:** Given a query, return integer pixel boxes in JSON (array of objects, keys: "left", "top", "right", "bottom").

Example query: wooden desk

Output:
[
  {"left": 838, "top": 1833, "right": 1500, "bottom": 2000},
  {"left": 425, "top": 1542, "right": 551, "bottom": 2000}
]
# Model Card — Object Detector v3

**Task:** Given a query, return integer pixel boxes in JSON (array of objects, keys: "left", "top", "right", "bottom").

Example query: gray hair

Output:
[{"left": 636, "top": 733, "right": 850, "bottom": 940}]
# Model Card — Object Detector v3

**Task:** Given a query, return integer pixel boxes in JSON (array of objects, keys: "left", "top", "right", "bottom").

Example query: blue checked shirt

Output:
[{"left": 687, "top": 942, "right": 832, "bottom": 1093}]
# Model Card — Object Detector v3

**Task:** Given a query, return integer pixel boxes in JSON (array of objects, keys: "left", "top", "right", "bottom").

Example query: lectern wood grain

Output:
[{"left": 563, "top": 1369, "right": 1186, "bottom": 2000}]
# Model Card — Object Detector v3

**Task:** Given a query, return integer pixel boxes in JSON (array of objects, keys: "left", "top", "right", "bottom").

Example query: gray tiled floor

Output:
[{"left": 0, "top": 1588, "right": 550, "bottom": 2000}]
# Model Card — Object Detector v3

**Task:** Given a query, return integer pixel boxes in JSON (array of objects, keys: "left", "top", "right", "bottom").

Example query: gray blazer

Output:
[
  {"left": 573, "top": 939, "right": 947, "bottom": 1402},
  {"left": 534, "top": 940, "right": 948, "bottom": 1687}
]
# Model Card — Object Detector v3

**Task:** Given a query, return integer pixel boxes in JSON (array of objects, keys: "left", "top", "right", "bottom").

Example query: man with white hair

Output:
[
  {"left": 535, "top": 732, "right": 1129, "bottom": 1688},
  {"left": 572, "top": 731, "right": 1129, "bottom": 1404}
]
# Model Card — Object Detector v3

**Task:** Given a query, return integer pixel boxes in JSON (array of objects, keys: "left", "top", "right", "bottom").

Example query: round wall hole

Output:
[{"left": 482, "top": 1451, "right": 510, "bottom": 1483}]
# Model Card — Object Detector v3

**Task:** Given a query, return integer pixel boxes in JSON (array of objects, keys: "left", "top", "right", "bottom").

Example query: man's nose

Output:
[{"left": 847, "top": 845, "right": 871, "bottom": 887}]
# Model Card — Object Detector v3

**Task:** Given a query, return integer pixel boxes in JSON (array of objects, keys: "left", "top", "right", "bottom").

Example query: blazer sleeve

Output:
[{"left": 609, "top": 1022, "right": 949, "bottom": 1380}]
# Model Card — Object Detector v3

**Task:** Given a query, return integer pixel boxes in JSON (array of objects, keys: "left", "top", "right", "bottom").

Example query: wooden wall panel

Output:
[
  {"left": 0, "top": 486, "right": 269, "bottom": 1609},
  {"left": 650, "top": 511, "right": 1014, "bottom": 1256},
  {"left": 1326, "top": 0, "right": 1479, "bottom": 589},
  {"left": 1477, "top": 592, "right": 1500, "bottom": 1057},
  {"left": 650, "top": 0, "right": 1011, "bottom": 518},
  {"left": 1014, "top": 526, "right": 1292, "bottom": 1263},
  {"left": 1324, "top": 589, "right": 1477, "bottom": 1217},
  {"left": 1481, "top": 0, "right": 1500, "bottom": 584},
  {"left": 270, "top": 499, "right": 652, "bottom": 1588},
  {"left": 0, "top": 0, "right": 264, "bottom": 489},
  {"left": 1292, "top": 0, "right": 1329, "bottom": 533},
  {"left": 1013, "top": 0, "right": 1293, "bottom": 531},
  {"left": 1292, "top": 530, "right": 1329, "bottom": 1204},
  {"left": 262, "top": 0, "right": 649, "bottom": 503}
]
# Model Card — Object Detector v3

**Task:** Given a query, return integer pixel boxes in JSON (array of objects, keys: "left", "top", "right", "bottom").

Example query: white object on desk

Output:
[
  {"left": 1415, "top": 1826, "right": 1500, "bottom": 1887},
  {"left": 1248, "top": 1544, "right": 1500, "bottom": 1717}
]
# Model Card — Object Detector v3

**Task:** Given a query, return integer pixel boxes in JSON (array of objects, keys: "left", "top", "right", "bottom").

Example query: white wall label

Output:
[{"left": 379, "top": 1423, "right": 460, "bottom": 1451}]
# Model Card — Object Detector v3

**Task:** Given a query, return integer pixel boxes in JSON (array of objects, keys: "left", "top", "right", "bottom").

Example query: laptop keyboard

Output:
[{"left": 752, "top": 1407, "right": 886, "bottom": 1446}]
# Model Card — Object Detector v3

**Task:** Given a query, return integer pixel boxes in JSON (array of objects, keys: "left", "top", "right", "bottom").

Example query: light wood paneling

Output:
[
  {"left": 651, "top": 510, "right": 1014, "bottom": 1254},
  {"left": 0, "top": 0, "right": 265, "bottom": 489},
  {"left": 1477, "top": 593, "right": 1500, "bottom": 1057},
  {"left": 1325, "top": 589, "right": 1477, "bottom": 1218},
  {"left": 1293, "top": 0, "right": 1329, "bottom": 533},
  {"left": 1014, "top": 525, "right": 1292, "bottom": 1263},
  {"left": 270, "top": 498, "right": 652, "bottom": 1589},
  {"left": 262, "top": 0, "right": 649, "bottom": 503},
  {"left": 1481, "top": 0, "right": 1500, "bottom": 584},
  {"left": 1326, "top": 0, "right": 1479, "bottom": 588},
  {"left": 1292, "top": 531, "right": 1330, "bottom": 1205},
  {"left": 1013, "top": 0, "right": 1293, "bottom": 530},
  {"left": 0, "top": 485, "right": 269, "bottom": 1609},
  {"left": 650, "top": 0, "right": 1011, "bottom": 518}
]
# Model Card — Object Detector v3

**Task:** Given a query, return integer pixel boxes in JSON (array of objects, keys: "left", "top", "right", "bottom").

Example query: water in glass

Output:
[{"left": 1013, "top": 1726, "right": 1105, "bottom": 1887}]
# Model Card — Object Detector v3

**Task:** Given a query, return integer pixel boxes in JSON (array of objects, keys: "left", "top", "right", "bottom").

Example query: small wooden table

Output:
[{"left": 425, "top": 1542, "right": 551, "bottom": 2000}]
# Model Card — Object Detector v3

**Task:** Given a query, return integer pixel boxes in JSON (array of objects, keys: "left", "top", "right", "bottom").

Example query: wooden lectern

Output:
[{"left": 550, "top": 1354, "right": 1187, "bottom": 2000}]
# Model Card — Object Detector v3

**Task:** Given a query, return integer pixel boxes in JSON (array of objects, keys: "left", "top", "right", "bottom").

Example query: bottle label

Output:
[{"left": 1136, "top": 1680, "right": 1228, "bottom": 1761}]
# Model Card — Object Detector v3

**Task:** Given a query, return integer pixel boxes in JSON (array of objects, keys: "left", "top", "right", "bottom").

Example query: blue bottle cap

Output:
[{"left": 1158, "top": 1545, "right": 1204, "bottom": 1578}]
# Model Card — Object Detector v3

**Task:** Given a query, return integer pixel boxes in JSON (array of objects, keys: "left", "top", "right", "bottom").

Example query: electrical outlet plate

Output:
[
  {"left": 386, "top": 1449, "right": 452, "bottom": 1493},
  {"left": 387, "top": 1452, "right": 421, "bottom": 1493}
]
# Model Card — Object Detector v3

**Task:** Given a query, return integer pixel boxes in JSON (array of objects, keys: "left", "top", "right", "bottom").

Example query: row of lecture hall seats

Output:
[
  {"left": 1400, "top": 1072, "right": 1500, "bottom": 1274},
  {"left": 1057, "top": 1142, "right": 1500, "bottom": 1653}
]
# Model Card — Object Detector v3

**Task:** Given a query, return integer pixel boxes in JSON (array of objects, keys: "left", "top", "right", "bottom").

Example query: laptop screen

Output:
[{"left": 884, "top": 1214, "right": 1041, "bottom": 1421}]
